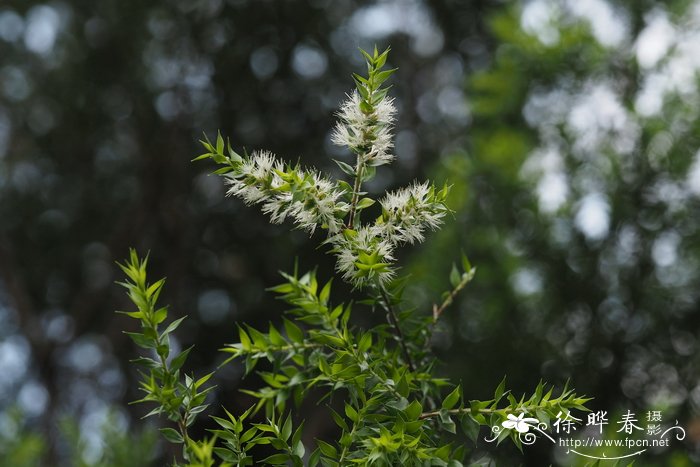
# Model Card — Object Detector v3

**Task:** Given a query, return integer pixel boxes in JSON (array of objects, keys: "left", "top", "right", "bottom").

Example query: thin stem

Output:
[
  {"left": 424, "top": 271, "right": 473, "bottom": 353},
  {"left": 224, "top": 341, "right": 322, "bottom": 359},
  {"left": 346, "top": 158, "right": 365, "bottom": 228},
  {"left": 418, "top": 403, "right": 552, "bottom": 421},
  {"left": 379, "top": 286, "right": 416, "bottom": 372}
]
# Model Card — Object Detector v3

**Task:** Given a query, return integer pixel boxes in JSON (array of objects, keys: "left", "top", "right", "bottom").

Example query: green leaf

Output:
[
  {"left": 316, "top": 439, "right": 337, "bottom": 458},
  {"left": 311, "top": 333, "right": 344, "bottom": 348},
  {"left": 352, "top": 72, "right": 368, "bottom": 86},
  {"left": 309, "top": 448, "right": 322, "bottom": 467},
  {"left": 269, "top": 324, "right": 286, "bottom": 346},
  {"left": 319, "top": 280, "right": 332, "bottom": 306},
  {"left": 334, "top": 160, "right": 356, "bottom": 177},
  {"left": 396, "top": 375, "right": 409, "bottom": 398},
  {"left": 283, "top": 318, "right": 304, "bottom": 343},
  {"left": 241, "top": 426, "right": 257, "bottom": 442},
  {"left": 146, "top": 278, "right": 165, "bottom": 300},
  {"left": 191, "top": 152, "right": 212, "bottom": 162},
  {"left": 292, "top": 422, "right": 305, "bottom": 448},
  {"left": 318, "top": 357, "right": 332, "bottom": 375},
  {"left": 153, "top": 307, "right": 168, "bottom": 325},
  {"left": 358, "top": 47, "right": 373, "bottom": 65},
  {"left": 213, "top": 446, "right": 237, "bottom": 462},
  {"left": 460, "top": 252, "right": 472, "bottom": 273},
  {"left": 159, "top": 427, "right": 184, "bottom": 444},
  {"left": 375, "top": 47, "right": 389, "bottom": 68},
  {"left": 439, "top": 410, "right": 456, "bottom": 434},
  {"left": 361, "top": 165, "right": 376, "bottom": 180},
  {"left": 200, "top": 134, "right": 213, "bottom": 151},
  {"left": 357, "top": 332, "right": 372, "bottom": 353},
  {"left": 238, "top": 326, "right": 252, "bottom": 350},
  {"left": 212, "top": 166, "right": 233, "bottom": 174},
  {"left": 260, "top": 453, "right": 289, "bottom": 465},
  {"left": 195, "top": 372, "right": 213, "bottom": 389},
  {"left": 216, "top": 131, "right": 224, "bottom": 154},
  {"left": 494, "top": 376, "right": 506, "bottom": 402},
  {"left": 461, "top": 417, "right": 480, "bottom": 444},
  {"left": 405, "top": 400, "right": 422, "bottom": 421},
  {"left": 170, "top": 345, "right": 193, "bottom": 372},
  {"left": 359, "top": 100, "right": 373, "bottom": 114},
  {"left": 434, "top": 443, "right": 452, "bottom": 460},
  {"left": 442, "top": 385, "right": 461, "bottom": 410},
  {"left": 281, "top": 415, "right": 293, "bottom": 442},
  {"left": 156, "top": 344, "right": 169, "bottom": 359},
  {"left": 124, "top": 332, "right": 154, "bottom": 349},
  {"left": 355, "top": 80, "right": 370, "bottom": 100},
  {"left": 374, "top": 68, "right": 397, "bottom": 86},
  {"left": 211, "top": 415, "right": 235, "bottom": 431},
  {"left": 450, "top": 263, "right": 460, "bottom": 288},
  {"left": 345, "top": 404, "right": 358, "bottom": 423},
  {"left": 370, "top": 87, "right": 389, "bottom": 105},
  {"left": 162, "top": 316, "right": 187, "bottom": 337},
  {"left": 356, "top": 198, "right": 375, "bottom": 210},
  {"left": 329, "top": 408, "right": 349, "bottom": 432},
  {"left": 129, "top": 356, "right": 159, "bottom": 368},
  {"left": 115, "top": 310, "right": 143, "bottom": 320}
]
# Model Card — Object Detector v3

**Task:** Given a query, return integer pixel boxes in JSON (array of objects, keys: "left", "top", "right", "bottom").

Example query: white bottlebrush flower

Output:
[
  {"left": 225, "top": 150, "right": 347, "bottom": 235},
  {"left": 365, "top": 126, "right": 394, "bottom": 167},
  {"left": 331, "top": 92, "right": 396, "bottom": 166},
  {"left": 261, "top": 193, "right": 294, "bottom": 224},
  {"left": 374, "top": 97, "right": 397, "bottom": 126},
  {"left": 330, "top": 123, "right": 357, "bottom": 150},
  {"left": 333, "top": 226, "right": 396, "bottom": 288},
  {"left": 336, "top": 93, "right": 366, "bottom": 126},
  {"left": 225, "top": 150, "right": 284, "bottom": 204},
  {"left": 376, "top": 181, "right": 447, "bottom": 245},
  {"left": 287, "top": 174, "right": 346, "bottom": 234},
  {"left": 207, "top": 50, "right": 452, "bottom": 290}
]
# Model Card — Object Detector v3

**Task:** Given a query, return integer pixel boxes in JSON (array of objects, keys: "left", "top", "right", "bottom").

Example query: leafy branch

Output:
[
  {"left": 343, "top": 46, "right": 396, "bottom": 228},
  {"left": 118, "top": 46, "right": 590, "bottom": 466},
  {"left": 116, "top": 250, "right": 214, "bottom": 461},
  {"left": 377, "top": 285, "right": 416, "bottom": 372}
]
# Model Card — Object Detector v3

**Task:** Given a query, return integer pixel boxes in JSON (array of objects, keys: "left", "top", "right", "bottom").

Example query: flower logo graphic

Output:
[{"left": 502, "top": 413, "right": 540, "bottom": 433}]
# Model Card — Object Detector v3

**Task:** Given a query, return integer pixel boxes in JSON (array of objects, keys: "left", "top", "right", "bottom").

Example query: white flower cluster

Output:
[
  {"left": 225, "top": 151, "right": 348, "bottom": 235},
  {"left": 225, "top": 151, "right": 281, "bottom": 204},
  {"left": 207, "top": 49, "right": 450, "bottom": 289},
  {"left": 376, "top": 182, "right": 448, "bottom": 245},
  {"left": 333, "top": 226, "right": 396, "bottom": 287},
  {"left": 331, "top": 92, "right": 396, "bottom": 167},
  {"left": 330, "top": 182, "right": 448, "bottom": 288}
]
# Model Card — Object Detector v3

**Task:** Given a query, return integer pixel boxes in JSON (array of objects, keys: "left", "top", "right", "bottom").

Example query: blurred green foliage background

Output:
[{"left": 0, "top": 0, "right": 699, "bottom": 465}]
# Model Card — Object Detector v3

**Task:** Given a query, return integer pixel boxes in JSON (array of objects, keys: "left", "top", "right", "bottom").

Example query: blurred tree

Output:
[
  {"left": 408, "top": 0, "right": 700, "bottom": 464},
  {"left": 0, "top": 0, "right": 499, "bottom": 464},
  {"left": 3, "top": 0, "right": 699, "bottom": 464},
  {"left": 0, "top": 409, "right": 45, "bottom": 467}
]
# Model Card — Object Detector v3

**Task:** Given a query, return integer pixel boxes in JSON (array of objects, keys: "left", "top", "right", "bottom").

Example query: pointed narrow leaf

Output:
[
  {"left": 162, "top": 316, "right": 187, "bottom": 337},
  {"left": 124, "top": 332, "right": 154, "bottom": 349},
  {"left": 159, "top": 427, "right": 184, "bottom": 444},
  {"left": 442, "top": 385, "right": 461, "bottom": 410},
  {"left": 334, "top": 160, "right": 356, "bottom": 177},
  {"left": 450, "top": 263, "right": 460, "bottom": 288},
  {"left": 170, "top": 345, "right": 193, "bottom": 372},
  {"left": 494, "top": 377, "right": 506, "bottom": 402},
  {"left": 283, "top": 318, "right": 303, "bottom": 343}
]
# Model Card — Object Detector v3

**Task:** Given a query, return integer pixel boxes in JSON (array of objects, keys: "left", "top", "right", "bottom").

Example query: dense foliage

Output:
[
  {"left": 2, "top": 0, "right": 700, "bottom": 465},
  {"left": 118, "top": 49, "right": 588, "bottom": 466}
]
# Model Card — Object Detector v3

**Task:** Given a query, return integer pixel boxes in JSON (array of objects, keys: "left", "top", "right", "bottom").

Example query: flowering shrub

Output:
[{"left": 118, "top": 47, "right": 589, "bottom": 466}]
